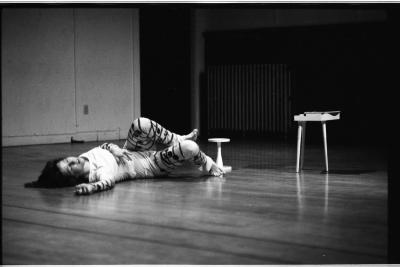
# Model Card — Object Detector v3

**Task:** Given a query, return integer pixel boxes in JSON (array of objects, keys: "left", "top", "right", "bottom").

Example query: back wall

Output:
[{"left": 2, "top": 8, "right": 141, "bottom": 146}]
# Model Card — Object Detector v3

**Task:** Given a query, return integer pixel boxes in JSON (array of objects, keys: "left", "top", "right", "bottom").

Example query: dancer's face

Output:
[{"left": 57, "top": 157, "right": 88, "bottom": 178}]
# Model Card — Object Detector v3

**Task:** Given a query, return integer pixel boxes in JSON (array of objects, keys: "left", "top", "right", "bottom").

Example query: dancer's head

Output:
[{"left": 25, "top": 157, "right": 88, "bottom": 188}]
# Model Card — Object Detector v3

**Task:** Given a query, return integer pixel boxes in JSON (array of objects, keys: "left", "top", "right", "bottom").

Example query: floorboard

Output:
[{"left": 2, "top": 139, "right": 387, "bottom": 264}]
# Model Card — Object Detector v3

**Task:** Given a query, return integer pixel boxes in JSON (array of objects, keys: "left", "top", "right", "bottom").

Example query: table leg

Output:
[
  {"left": 296, "top": 122, "right": 303, "bottom": 173},
  {"left": 300, "top": 122, "right": 306, "bottom": 170},
  {"left": 216, "top": 142, "right": 223, "bottom": 168},
  {"left": 322, "top": 121, "right": 329, "bottom": 172}
]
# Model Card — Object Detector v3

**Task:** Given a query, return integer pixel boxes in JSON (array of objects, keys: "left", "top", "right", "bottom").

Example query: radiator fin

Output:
[{"left": 206, "top": 64, "right": 292, "bottom": 136}]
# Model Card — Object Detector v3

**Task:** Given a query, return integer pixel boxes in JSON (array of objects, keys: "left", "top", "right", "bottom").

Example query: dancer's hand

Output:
[
  {"left": 101, "top": 143, "right": 133, "bottom": 166},
  {"left": 75, "top": 183, "right": 95, "bottom": 195},
  {"left": 110, "top": 148, "right": 132, "bottom": 165},
  {"left": 209, "top": 162, "right": 225, "bottom": 177}
]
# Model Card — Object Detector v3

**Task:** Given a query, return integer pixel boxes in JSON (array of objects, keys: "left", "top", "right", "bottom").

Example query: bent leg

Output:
[
  {"left": 151, "top": 140, "right": 219, "bottom": 176},
  {"left": 124, "top": 117, "right": 194, "bottom": 151}
]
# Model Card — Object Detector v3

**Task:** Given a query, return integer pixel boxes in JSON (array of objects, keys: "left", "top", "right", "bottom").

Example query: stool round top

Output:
[{"left": 208, "top": 138, "right": 230, "bottom": 143}]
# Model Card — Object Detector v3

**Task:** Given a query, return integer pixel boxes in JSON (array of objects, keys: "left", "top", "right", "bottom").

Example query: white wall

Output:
[
  {"left": 190, "top": 8, "right": 387, "bottom": 130},
  {"left": 2, "top": 8, "right": 76, "bottom": 143},
  {"left": 2, "top": 8, "right": 141, "bottom": 146}
]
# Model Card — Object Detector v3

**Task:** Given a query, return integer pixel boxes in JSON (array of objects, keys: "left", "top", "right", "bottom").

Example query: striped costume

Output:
[{"left": 75, "top": 118, "right": 215, "bottom": 195}]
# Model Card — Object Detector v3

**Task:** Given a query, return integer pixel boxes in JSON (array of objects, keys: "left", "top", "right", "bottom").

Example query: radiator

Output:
[{"left": 206, "top": 64, "right": 292, "bottom": 136}]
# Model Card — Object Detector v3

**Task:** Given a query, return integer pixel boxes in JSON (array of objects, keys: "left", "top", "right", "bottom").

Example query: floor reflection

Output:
[
  {"left": 296, "top": 173, "right": 304, "bottom": 220},
  {"left": 324, "top": 173, "right": 329, "bottom": 220},
  {"left": 206, "top": 176, "right": 225, "bottom": 200},
  {"left": 295, "top": 172, "right": 330, "bottom": 221}
]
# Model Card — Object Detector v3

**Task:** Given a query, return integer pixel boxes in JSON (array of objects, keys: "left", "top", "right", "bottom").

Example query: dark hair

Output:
[{"left": 25, "top": 158, "right": 84, "bottom": 188}]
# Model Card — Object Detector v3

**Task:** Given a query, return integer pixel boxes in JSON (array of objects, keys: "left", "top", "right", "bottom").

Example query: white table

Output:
[
  {"left": 208, "top": 138, "right": 232, "bottom": 173},
  {"left": 294, "top": 111, "right": 340, "bottom": 173}
]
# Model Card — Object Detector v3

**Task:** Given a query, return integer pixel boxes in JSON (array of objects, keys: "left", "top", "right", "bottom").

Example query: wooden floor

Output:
[{"left": 2, "top": 139, "right": 387, "bottom": 264}]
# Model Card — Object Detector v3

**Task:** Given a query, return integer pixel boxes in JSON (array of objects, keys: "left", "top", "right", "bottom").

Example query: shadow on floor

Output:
[
  {"left": 321, "top": 169, "right": 377, "bottom": 175},
  {"left": 243, "top": 164, "right": 292, "bottom": 170},
  {"left": 243, "top": 164, "right": 377, "bottom": 175},
  {"left": 135, "top": 176, "right": 223, "bottom": 183}
]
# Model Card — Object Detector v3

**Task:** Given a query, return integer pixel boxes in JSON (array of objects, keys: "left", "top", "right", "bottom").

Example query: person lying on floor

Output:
[{"left": 25, "top": 117, "right": 225, "bottom": 195}]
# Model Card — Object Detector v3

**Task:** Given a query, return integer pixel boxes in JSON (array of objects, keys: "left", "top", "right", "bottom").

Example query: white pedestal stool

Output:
[
  {"left": 294, "top": 111, "right": 340, "bottom": 173},
  {"left": 208, "top": 138, "right": 232, "bottom": 173}
]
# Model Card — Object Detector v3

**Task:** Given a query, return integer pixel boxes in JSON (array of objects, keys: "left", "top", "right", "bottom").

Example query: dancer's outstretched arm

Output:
[
  {"left": 75, "top": 143, "right": 127, "bottom": 195},
  {"left": 75, "top": 175, "right": 115, "bottom": 195}
]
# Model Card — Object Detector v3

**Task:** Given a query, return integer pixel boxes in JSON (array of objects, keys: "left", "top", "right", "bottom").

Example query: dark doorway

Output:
[
  {"left": 203, "top": 21, "right": 390, "bottom": 145},
  {"left": 139, "top": 6, "right": 191, "bottom": 133}
]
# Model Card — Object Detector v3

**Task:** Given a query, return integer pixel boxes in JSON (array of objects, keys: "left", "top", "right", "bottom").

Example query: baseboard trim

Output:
[{"left": 2, "top": 129, "right": 128, "bottom": 147}]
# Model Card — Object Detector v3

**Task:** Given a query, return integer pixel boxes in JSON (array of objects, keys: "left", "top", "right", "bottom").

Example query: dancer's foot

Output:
[
  {"left": 209, "top": 162, "right": 225, "bottom": 177},
  {"left": 183, "top": 129, "right": 198, "bottom": 142}
]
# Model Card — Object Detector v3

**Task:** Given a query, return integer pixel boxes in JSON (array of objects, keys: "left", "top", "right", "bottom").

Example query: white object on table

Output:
[
  {"left": 208, "top": 138, "right": 232, "bottom": 173},
  {"left": 294, "top": 111, "right": 340, "bottom": 173}
]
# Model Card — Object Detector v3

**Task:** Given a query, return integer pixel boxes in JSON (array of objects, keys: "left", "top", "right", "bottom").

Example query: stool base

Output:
[{"left": 222, "top": 166, "right": 232, "bottom": 173}]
